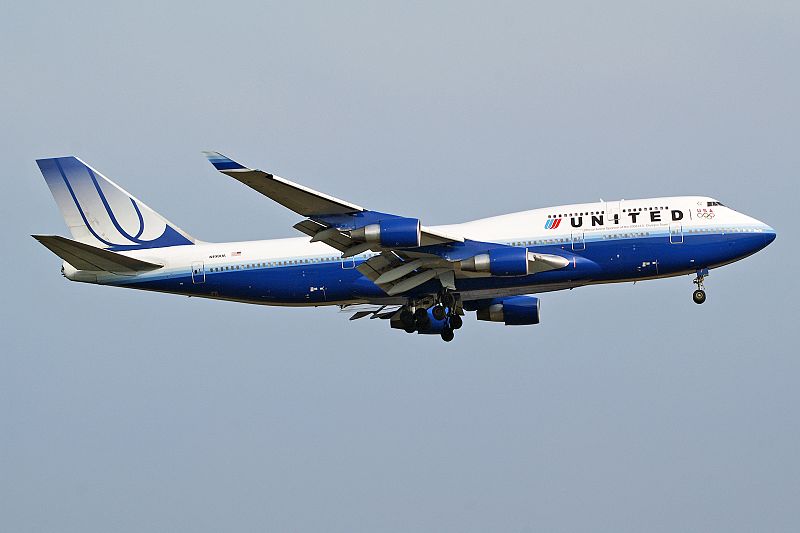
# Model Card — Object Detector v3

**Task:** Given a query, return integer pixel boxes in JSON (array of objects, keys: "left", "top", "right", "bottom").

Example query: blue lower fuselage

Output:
[{"left": 115, "top": 229, "right": 775, "bottom": 305}]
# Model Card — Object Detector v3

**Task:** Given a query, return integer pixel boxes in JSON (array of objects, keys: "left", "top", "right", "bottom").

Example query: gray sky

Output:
[{"left": 2, "top": 2, "right": 799, "bottom": 531}]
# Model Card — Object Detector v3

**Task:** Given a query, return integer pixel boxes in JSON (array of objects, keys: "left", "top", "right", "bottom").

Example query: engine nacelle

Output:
[
  {"left": 475, "top": 296, "right": 540, "bottom": 325},
  {"left": 350, "top": 217, "right": 421, "bottom": 248},
  {"left": 459, "top": 247, "right": 530, "bottom": 276}
]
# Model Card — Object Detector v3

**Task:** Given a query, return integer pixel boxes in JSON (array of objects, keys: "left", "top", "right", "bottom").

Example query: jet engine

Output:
[
  {"left": 472, "top": 296, "right": 541, "bottom": 325},
  {"left": 459, "top": 248, "right": 570, "bottom": 277},
  {"left": 350, "top": 217, "right": 421, "bottom": 248},
  {"left": 459, "top": 247, "right": 530, "bottom": 276}
]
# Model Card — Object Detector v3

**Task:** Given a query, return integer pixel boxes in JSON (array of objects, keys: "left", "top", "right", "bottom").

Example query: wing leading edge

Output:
[{"left": 203, "top": 151, "right": 363, "bottom": 216}]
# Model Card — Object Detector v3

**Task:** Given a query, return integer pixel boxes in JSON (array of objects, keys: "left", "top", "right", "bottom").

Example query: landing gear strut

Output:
[
  {"left": 692, "top": 270, "right": 707, "bottom": 304},
  {"left": 441, "top": 291, "right": 456, "bottom": 309},
  {"left": 430, "top": 290, "right": 456, "bottom": 322},
  {"left": 439, "top": 290, "right": 461, "bottom": 342}
]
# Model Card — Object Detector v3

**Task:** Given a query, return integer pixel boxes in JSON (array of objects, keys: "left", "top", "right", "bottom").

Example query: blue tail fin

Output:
[{"left": 36, "top": 156, "right": 195, "bottom": 250}]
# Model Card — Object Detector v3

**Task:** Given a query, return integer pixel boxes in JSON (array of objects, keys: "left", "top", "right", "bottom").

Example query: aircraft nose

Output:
[{"left": 764, "top": 226, "right": 777, "bottom": 246}]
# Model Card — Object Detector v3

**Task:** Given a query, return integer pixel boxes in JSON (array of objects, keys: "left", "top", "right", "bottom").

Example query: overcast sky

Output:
[{"left": 2, "top": 2, "right": 799, "bottom": 532}]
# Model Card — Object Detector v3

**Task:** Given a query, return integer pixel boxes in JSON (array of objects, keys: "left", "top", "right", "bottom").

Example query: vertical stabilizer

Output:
[{"left": 36, "top": 156, "right": 194, "bottom": 250}]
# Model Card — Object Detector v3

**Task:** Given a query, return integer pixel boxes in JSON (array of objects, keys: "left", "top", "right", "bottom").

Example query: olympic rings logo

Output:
[{"left": 696, "top": 211, "right": 715, "bottom": 219}]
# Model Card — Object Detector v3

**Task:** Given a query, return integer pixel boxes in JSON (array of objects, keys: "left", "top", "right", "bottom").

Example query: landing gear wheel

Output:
[
  {"left": 692, "top": 270, "right": 708, "bottom": 305},
  {"left": 693, "top": 289, "right": 706, "bottom": 305},
  {"left": 432, "top": 305, "right": 447, "bottom": 321},
  {"left": 414, "top": 308, "right": 430, "bottom": 329},
  {"left": 404, "top": 325, "right": 417, "bottom": 333},
  {"left": 449, "top": 315, "right": 463, "bottom": 330},
  {"left": 440, "top": 327, "right": 454, "bottom": 342},
  {"left": 399, "top": 309, "right": 414, "bottom": 328}
]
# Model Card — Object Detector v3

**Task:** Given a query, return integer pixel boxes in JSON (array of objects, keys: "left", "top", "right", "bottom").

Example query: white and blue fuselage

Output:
[
  {"left": 65, "top": 197, "right": 773, "bottom": 304},
  {"left": 34, "top": 154, "right": 776, "bottom": 340}
]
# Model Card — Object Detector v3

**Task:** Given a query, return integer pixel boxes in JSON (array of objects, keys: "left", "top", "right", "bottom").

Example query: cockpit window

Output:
[{"left": 707, "top": 201, "right": 724, "bottom": 207}]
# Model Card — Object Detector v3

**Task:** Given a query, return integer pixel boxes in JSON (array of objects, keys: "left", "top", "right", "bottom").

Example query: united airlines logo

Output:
[
  {"left": 544, "top": 218, "right": 562, "bottom": 229},
  {"left": 543, "top": 208, "right": 685, "bottom": 230},
  {"left": 38, "top": 156, "right": 193, "bottom": 250}
]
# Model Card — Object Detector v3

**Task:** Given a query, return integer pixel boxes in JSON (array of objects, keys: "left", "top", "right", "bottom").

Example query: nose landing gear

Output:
[
  {"left": 692, "top": 270, "right": 708, "bottom": 304},
  {"left": 693, "top": 289, "right": 706, "bottom": 304}
]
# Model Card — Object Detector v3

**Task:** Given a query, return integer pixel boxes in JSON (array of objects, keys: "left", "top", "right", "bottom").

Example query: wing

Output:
[
  {"left": 204, "top": 151, "right": 363, "bottom": 216},
  {"left": 204, "top": 151, "right": 461, "bottom": 253},
  {"left": 204, "top": 152, "right": 569, "bottom": 296}
]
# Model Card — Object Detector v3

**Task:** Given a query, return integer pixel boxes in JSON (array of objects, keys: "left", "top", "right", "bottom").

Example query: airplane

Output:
[{"left": 33, "top": 153, "right": 776, "bottom": 342}]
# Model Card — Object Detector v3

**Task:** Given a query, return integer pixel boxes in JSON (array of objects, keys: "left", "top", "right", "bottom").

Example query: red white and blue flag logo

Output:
[{"left": 544, "top": 218, "right": 562, "bottom": 229}]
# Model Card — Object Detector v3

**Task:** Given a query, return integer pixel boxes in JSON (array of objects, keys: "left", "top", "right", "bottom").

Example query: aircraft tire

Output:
[
  {"left": 693, "top": 289, "right": 706, "bottom": 304},
  {"left": 399, "top": 309, "right": 415, "bottom": 328},
  {"left": 414, "top": 308, "right": 430, "bottom": 329}
]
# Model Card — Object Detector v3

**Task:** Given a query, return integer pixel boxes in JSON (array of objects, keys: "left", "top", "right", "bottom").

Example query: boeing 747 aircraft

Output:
[{"left": 33, "top": 153, "right": 776, "bottom": 341}]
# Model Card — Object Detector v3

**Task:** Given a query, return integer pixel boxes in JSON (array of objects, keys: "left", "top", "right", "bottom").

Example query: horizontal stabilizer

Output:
[{"left": 33, "top": 235, "right": 163, "bottom": 274}]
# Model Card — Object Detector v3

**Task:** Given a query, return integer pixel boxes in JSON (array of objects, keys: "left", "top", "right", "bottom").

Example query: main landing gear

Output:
[
  {"left": 692, "top": 270, "right": 708, "bottom": 305},
  {"left": 436, "top": 290, "right": 462, "bottom": 342},
  {"left": 399, "top": 308, "right": 424, "bottom": 333},
  {"left": 399, "top": 290, "right": 463, "bottom": 342}
]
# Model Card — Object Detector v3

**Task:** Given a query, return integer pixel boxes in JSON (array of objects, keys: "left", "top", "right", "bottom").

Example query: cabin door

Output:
[
  {"left": 571, "top": 231, "right": 585, "bottom": 251},
  {"left": 669, "top": 224, "right": 684, "bottom": 244},
  {"left": 605, "top": 201, "right": 621, "bottom": 226},
  {"left": 191, "top": 261, "right": 205, "bottom": 284}
]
